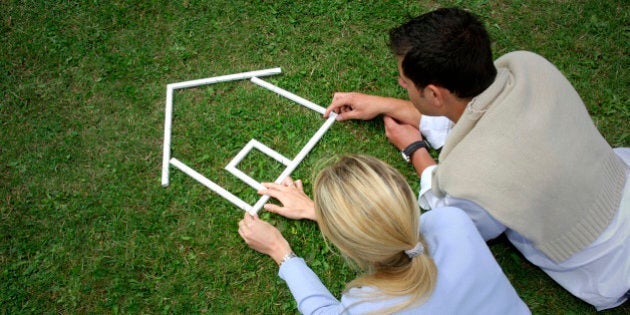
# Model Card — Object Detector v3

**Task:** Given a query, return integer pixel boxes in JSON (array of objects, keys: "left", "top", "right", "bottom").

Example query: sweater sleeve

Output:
[{"left": 278, "top": 257, "right": 345, "bottom": 315}]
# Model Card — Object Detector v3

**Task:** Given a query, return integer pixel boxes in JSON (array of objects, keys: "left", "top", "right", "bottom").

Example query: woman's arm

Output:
[
  {"left": 238, "top": 213, "right": 293, "bottom": 264},
  {"left": 279, "top": 258, "right": 346, "bottom": 314},
  {"left": 238, "top": 213, "right": 346, "bottom": 314}
]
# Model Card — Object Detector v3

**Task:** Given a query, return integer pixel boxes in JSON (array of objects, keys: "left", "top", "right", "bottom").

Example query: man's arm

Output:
[
  {"left": 325, "top": 92, "right": 421, "bottom": 127},
  {"left": 383, "top": 116, "right": 436, "bottom": 176}
]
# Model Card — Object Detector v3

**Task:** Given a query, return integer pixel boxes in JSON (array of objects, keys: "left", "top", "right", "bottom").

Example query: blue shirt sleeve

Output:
[{"left": 278, "top": 257, "right": 345, "bottom": 315}]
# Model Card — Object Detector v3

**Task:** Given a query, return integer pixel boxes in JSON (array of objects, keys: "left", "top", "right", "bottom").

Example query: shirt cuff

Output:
[
  {"left": 418, "top": 165, "right": 438, "bottom": 210},
  {"left": 419, "top": 115, "right": 453, "bottom": 149}
]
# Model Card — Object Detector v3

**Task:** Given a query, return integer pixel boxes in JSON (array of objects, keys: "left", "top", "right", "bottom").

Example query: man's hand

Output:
[
  {"left": 383, "top": 115, "right": 423, "bottom": 150},
  {"left": 326, "top": 92, "right": 422, "bottom": 127},
  {"left": 258, "top": 177, "right": 316, "bottom": 221},
  {"left": 325, "top": 92, "right": 389, "bottom": 121}
]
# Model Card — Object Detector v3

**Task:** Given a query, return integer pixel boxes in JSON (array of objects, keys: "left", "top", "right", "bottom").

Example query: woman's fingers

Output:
[{"left": 281, "top": 177, "right": 294, "bottom": 187}]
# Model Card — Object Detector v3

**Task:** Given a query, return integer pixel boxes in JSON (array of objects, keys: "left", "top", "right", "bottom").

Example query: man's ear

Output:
[
  {"left": 424, "top": 84, "right": 469, "bottom": 122},
  {"left": 424, "top": 84, "right": 445, "bottom": 109}
]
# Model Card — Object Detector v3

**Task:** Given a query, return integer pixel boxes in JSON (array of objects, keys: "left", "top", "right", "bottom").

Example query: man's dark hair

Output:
[{"left": 389, "top": 7, "right": 496, "bottom": 98}]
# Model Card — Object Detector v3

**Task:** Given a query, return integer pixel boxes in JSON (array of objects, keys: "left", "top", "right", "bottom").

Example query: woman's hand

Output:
[
  {"left": 258, "top": 177, "right": 316, "bottom": 221},
  {"left": 238, "top": 213, "right": 293, "bottom": 265}
]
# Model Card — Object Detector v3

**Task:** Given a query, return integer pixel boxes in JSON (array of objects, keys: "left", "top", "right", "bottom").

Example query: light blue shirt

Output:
[{"left": 278, "top": 207, "right": 530, "bottom": 314}]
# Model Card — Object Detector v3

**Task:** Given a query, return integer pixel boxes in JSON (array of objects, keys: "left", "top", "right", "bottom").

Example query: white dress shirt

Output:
[{"left": 418, "top": 115, "right": 630, "bottom": 310}]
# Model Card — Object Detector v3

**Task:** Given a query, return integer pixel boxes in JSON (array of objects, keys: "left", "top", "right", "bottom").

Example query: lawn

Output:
[{"left": 1, "top": 0, "right": 628, "bottom": 314}]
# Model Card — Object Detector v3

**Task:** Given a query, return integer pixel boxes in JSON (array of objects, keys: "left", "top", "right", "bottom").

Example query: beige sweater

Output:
[{"left": 432, "top": 51, "right": 627, "bottom": 262}]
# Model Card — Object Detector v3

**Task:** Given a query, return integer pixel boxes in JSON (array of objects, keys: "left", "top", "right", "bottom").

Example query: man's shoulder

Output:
[
  {"left": 497, "top": 50, "right": 546, "bottom": 62},
  {"left": 495, "top": 50, "right": 556, "bottom": 71}
]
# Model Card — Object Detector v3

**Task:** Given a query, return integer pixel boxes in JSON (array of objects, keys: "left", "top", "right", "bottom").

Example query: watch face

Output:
[{"left": 401, "top": 151, "right": 410, "bottom": 162}]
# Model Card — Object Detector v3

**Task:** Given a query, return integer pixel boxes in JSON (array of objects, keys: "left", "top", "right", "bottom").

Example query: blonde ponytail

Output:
[{"left": 313, "top": 155, "right": 437, "bottom": 313}]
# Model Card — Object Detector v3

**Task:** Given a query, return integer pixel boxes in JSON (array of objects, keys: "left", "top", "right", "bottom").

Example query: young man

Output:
[{"left": 324, "top": 7, "right": 629, "bottom": 311}]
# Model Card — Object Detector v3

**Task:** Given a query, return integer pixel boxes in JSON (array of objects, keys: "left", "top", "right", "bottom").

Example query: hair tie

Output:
[{"left": 404, "top": 242, "right": 424, "bottom": 258}]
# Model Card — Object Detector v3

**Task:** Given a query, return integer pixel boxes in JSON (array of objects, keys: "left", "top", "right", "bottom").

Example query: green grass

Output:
[{"left": 1, "top": 0, "right": 628, "bottom": 314}]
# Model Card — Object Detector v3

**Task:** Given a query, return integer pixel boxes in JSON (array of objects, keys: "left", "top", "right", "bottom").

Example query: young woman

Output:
[{"left": 238, "top": 155, "right": 529, "bottom": 314}]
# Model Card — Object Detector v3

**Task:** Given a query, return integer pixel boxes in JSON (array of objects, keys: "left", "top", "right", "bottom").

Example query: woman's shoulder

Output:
[
  {"left": 420, "top": 206, "right": 493, "bottom": 267},
  {"left": 420, "top": 206, "right": 476, "bottom": 232}
]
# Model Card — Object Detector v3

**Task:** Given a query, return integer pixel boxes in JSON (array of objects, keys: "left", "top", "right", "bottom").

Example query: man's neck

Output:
[{"left": 445, "top": 97, "right": 470, "bottom": 123}]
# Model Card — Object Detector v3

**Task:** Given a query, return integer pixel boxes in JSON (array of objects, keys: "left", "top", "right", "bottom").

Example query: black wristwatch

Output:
[{"left": 401, "top": 140, "right": 429, "bottom": 163}]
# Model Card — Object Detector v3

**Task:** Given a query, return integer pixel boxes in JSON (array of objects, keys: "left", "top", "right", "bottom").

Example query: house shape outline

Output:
[{"left": 161, "top": 68, "right": 336, "bottom": 215}]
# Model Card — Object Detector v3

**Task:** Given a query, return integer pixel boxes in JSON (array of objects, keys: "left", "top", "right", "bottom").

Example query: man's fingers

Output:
[
  {"left": 339, "top": 111, "right": 357, "bottom": 121},
  {"left": 325, "top": 103, "right": 343, "bottom": 118},
  {"left": 324, "top": 106, "right": 336, "bottom": 118},
  {"left": 383, "top": 115, "right": 395, "bottom": 124}
]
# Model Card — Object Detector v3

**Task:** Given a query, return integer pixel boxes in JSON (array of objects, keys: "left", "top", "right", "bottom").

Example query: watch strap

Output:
[{"left": 402, "top": 140, "right": 429, "bottom": 162}]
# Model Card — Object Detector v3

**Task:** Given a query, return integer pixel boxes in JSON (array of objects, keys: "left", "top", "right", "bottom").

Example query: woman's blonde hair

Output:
[{"left": 313, "top": 154, "right": 437, "bottom": 314}]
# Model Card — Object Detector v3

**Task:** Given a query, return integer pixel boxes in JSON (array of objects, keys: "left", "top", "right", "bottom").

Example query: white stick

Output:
[
  {"left": 162, "top": 69, "right": 282, "bottom": 187},
  {"left": 162, "top": 68, "right": 338, "bottom": 216},
  {"left": 161, "top": 86, "right": 174, "bottom": 187},
  {"left": 250, "top": 77, "right": 327, "bottom": 115},
  {"left": 249, "top": 113, "right": 337, "bottom": 215},
  {"left": 169, "top": 68, "right": 282, "bottom": 90},
  {"left": 226, "top": 167, "right": 265, "bottom": 191},
  {"left": 251, "top": 140, "right": 292, "bottom": 166},
  {"left": 170, "top": 158, "right": 252, "bottom": 212},
  {"left": 225, "top": 139, "right": 293, "bottom": 191},
  {"left": 226, "top": 139, "right": 291, "bottom": 170}
]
